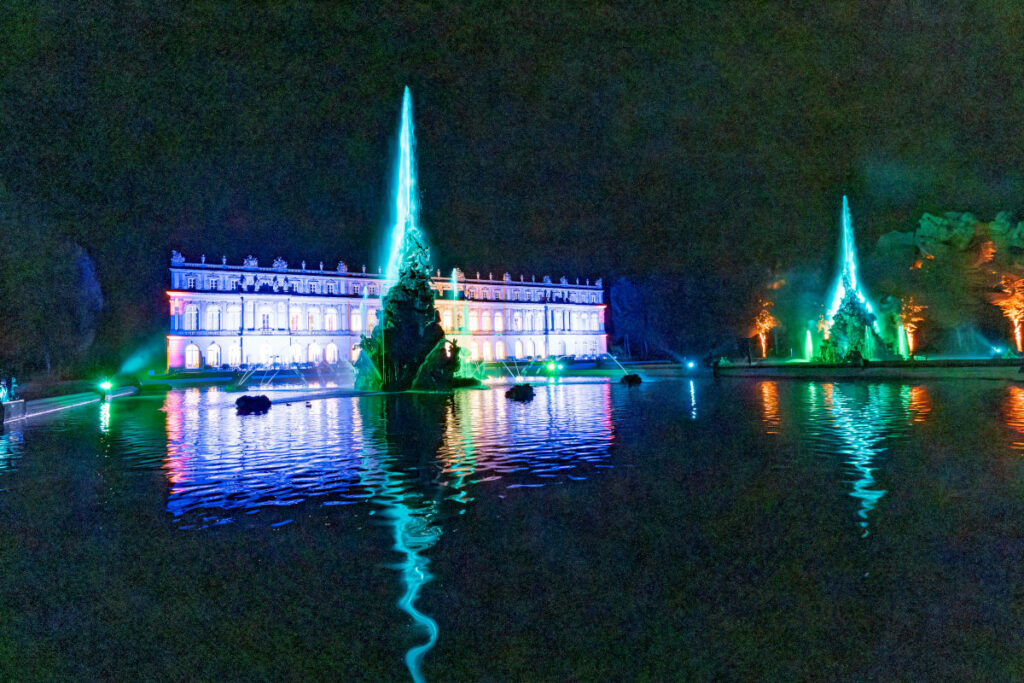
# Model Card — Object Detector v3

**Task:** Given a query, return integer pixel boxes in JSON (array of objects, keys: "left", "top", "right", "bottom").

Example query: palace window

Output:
[
  {"left": 310, "top": 281, "right": 320, "bottom": 294},
  {"left": 206, "top": 307, "right": 222, "bottom": 331},
  {"left": 291, "top": 311, "right": 301, "bottom": 331},
  {"left": 350, "top": 309, "right": 362, "bottom": 332},
  {"left": 231, "top": 279, "right": 240, "bottom": 291},
  {"left": 325, "top": 310, "right": 338, "bottom": 332},
  {"left": 183, "top": 305, "right": 199, "bottom": 330},
  {"left": 261, "top": 313, "right": 271, "bottom": 331},
  {"left": 185, "top": 344, "right": 201, "bottom": 369},
  {"left": 469, "top": 311, "right": 479, "bottom": 332},
  {"left": 186, "top": 276, "right": 197, "bottom": 290},
  {"left": 327, "top": 282, "right": 336, "bottom": 295},
  {"left": 494, "top": 312, "right": 504, "bottom": 332},
  {"left": 442, "top": 309, "right": 453, "bottom": 332}
]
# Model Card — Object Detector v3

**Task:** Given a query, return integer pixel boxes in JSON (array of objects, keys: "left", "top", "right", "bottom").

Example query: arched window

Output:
[
  {"left": 228, "top": 344, "right": 241, "bottom": 366},
  {"left": 524, "top": 313, "right": 532, "bottom": 332},
  {"left": 291, "top": 344, "right": 305, "bottom": 364},
  {"left": 350, "top": 343, "right": 361, "bottom": 362},
  {"left": 480, "top": 311, "right": 491, "bottom": 332},
  {"left": 514, "top": 340, "right": 524, "bottom": 358},
  {"left": 482, "top": 341, "right": 493, "bottom": 361},
  {"left": 227, "top": 306, "right": 241, "bottom": 330},
  {"left": 260, "top": 344, "right": 273, "bottom": 366},
  {"left": 290, "top": 309, "right": 301, "bottom": 331},
  {"left": 325, "top": 343, "right": 339, "bottom": 363},
  {"left": 325, "top": 309, "right": 338, "bottom": 332},
  {"left": 206, "top": 307, "right": 222, "bottom": 331},
  {"left": 207, "top": 343, "right": 221, "bottom": 367},
  {"left": 183, "top": 305, "right": 199, "bottom": 331},
  {"left": 512, "top": 312, "right": 522, "bottom": 331},
  {"left": 495, "top": 340, "right": 506, "bottom": 360},
  {"left": 470, "top": 341, "right": 480, "bottom": 360},
  {"left": 493, "top": 312, "right": 504, "bottom": 332},
  {"left": 442, "top": 309, "right": 453, "bottom": 331},
  {"left": 526, "top": 339, "right": 535, "bottom": 358},
  {"left": 308, "top": 309, "right": 321, "bottom": 331},
  {"left": 308, "top": 343, "right": 322, "bottom": 363},
  {"left": 350, "top": 309, "right": 362, "bottom": 332},
  {"left": 456, "top": 311, "right": 464, "bottom": 331},
  {"left": 185, "top": 344, "right": 201, "bottom": 369},
  {"left": 469, "top": 310, "right": 479, "bottom": 332},
  {"left": 367, "top": 310, "right": 377, "bottom": 332}
]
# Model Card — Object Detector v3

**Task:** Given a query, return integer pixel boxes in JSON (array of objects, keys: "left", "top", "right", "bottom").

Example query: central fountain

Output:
[{"left": 354, "top": 87, "right": 460, "bottom": 391}]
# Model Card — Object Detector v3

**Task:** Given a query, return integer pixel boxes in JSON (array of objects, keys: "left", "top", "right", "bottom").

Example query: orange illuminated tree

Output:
[
  {"left": 754, "top": 301, "right": 779, "bottom": 358},
  {"left": 993, "top": 274, "right": 1024, "bottom": 353},
  {"left": 899, "top": 296, "right": 926, "bottom": 355}
]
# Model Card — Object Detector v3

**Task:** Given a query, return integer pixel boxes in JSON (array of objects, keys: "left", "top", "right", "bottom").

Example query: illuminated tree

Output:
[
  {"left": 753, "top": 301, "right": 778, "bottom": 358},
  {"left": 899, "top": 296, "right": 926, "bottom": 355},
  {"left": 992, "top": 274, "right": 1024, "bottom": 353}
]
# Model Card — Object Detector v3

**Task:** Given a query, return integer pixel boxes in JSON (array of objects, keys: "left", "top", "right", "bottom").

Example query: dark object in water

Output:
[
  {"left": 235, "top": 394, "right": 272, "bottom": 415},
  {"left": 620, "top": 373, "right": 642, "bottom": 386},
  {"left": 505, "top": 383, "right": 535, "bottom": 401}
]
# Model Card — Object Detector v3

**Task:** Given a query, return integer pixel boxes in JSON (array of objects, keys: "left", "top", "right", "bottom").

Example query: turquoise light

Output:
[
  {"left": 825, "top": 196, "right": 880, "bottom": 334},
  {"left": 547, "top": 361, "right": 556, "bottom": 371},
  {"left": 99, "top": 380, "right": 113, "bottom": 392},
  {"left": 385, "top": 87, "right": 420, "bottom": 284}
]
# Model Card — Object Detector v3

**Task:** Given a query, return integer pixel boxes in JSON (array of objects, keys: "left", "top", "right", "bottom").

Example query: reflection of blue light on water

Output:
[
  {"left": 689, "top": 380, "right": 697, "bottom": 420},
  {"left": 99, "top": 401, "right": 111, "bottom": 434}
]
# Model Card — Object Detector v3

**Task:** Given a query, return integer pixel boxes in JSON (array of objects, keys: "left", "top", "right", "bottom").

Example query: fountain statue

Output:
[
  {"left": 354, "top": 88, "right": 460, "bottom": 391},
  {"left": 818, "top": 196, "right": 894, "bottom": 362}
]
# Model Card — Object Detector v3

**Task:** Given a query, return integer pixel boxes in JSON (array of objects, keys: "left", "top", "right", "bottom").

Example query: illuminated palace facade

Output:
[{"left": 166, "top": 251, "right": 607, "bottom": 370}]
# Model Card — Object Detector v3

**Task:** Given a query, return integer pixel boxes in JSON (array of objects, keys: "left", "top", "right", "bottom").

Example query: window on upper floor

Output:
[
  {"left": 327, "top": 282, "right": 336, "bottom": 295},
  {"left": 310, "top": 281, "right": 320, "bottom": 294},
  {"left": 186, "top": 276, "right": 197, "bottom": 290}
]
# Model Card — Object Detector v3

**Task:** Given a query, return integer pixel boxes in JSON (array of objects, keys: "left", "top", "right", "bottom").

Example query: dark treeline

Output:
[{"left": 2, "top": 2, "right": 1024, "bottom": 374}]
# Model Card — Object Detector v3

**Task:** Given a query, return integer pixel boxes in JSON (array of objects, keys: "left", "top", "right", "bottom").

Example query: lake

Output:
[{"left": 2, "top": 376, "right": 1024, "bottom": 679}]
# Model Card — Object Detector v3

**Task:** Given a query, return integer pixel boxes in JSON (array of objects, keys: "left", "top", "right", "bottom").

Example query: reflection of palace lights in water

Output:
[{"left": 159, "top": 382, "right": 615, "bottom": 678}]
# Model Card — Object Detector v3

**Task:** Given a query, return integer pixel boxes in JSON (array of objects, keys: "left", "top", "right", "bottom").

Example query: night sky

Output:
[{"left": 2, "top": 1, "right": 1024, "bottom": 364}]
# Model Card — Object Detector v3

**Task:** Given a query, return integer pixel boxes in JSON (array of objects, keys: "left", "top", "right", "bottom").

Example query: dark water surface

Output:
[{"left": 3, "top": 377, "right": 1024, "bottom": 679}]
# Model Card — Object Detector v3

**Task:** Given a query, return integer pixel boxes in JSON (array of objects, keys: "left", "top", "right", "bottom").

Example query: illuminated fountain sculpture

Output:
[
  {"left": 817, "top": 196, "right": 891, "bottom": 361},
  {"left": 355, "top": 88, "right": 460, "bottom": 390}
]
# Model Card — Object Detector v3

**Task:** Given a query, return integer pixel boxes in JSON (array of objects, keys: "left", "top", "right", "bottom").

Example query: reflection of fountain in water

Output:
[{"left": 802, "top": 382, "right": 930, "bottom": 537}]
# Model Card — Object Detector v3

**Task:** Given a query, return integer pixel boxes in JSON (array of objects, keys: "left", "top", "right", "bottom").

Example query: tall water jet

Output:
[
  {"left": 355, "top": 88, "right": 460, "bottom": 390},
  {"left": 821, "top": 196, "right": 890, "bottom": 361},
  {"left": 385, "top": 87, "right": 419, "bottom": 284}
]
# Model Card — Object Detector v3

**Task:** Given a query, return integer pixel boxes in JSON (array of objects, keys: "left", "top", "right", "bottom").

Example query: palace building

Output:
[{"left": 166, "top": 251, "right": 607, "bottom": 370}]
